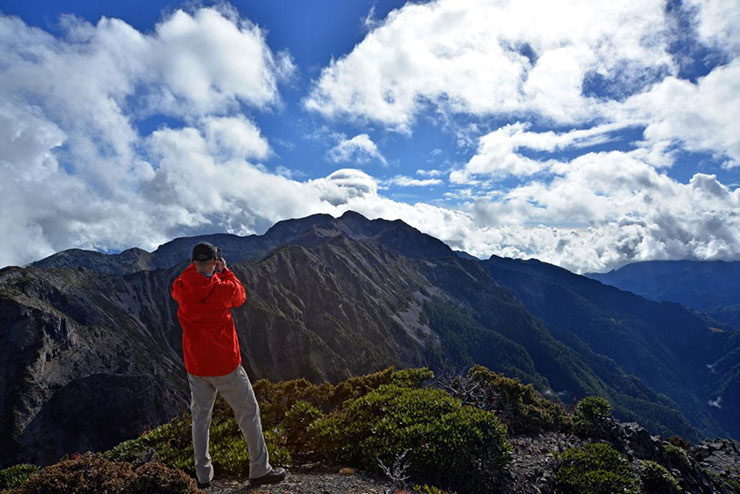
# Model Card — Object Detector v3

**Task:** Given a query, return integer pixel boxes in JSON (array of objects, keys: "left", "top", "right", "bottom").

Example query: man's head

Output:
[{"left": 192, "top": 242, "right": 218, "bottom": 275}]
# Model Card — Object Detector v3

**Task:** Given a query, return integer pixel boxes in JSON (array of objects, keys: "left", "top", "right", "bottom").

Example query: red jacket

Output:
[{"left": 171, "top": 263, "right": 247, "bottom": 376}]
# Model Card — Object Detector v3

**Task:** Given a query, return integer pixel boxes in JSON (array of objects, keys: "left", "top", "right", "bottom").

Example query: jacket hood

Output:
[{"left": 171, "top": 263, "right": 217, "bottom": 304}]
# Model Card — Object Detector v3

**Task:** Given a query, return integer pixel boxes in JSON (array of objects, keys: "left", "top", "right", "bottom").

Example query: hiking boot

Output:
[
  {"left": 249, "top": 467, "right": 286, "bottom": 486},
  {"left": 196, "top": 479, "right": 212, "bottom": 489}
]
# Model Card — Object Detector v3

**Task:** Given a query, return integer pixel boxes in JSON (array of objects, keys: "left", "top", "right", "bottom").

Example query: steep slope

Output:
[
  {"left": 587, "top": 260, "right": 740, "bottom": 328},
  {"left": 484, "top": 255, "right": 740, "bottom": 440},
  {"left": 0, "top": 265, "right": 188, "bottom": 468}
]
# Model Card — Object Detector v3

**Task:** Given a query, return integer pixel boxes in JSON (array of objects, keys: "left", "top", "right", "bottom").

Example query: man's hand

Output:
[{"left": 216, "top": 258, "right": 227, "bottom": 272}]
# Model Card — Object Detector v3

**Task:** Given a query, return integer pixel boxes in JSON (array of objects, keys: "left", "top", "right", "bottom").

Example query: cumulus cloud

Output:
[
  {"left": 450, "top": 121, "right": 630, "bottom": 182},
  {"left": 686, "top": 0, "right": 740, "bottom": 54},
  {"left": 327, "top": 133, "right": 387, "bottom": 165},
  {"left": 304, "top": 0, "right": 671, "bottom": 130},
  {"left": 463, "top": 149, "right": 740, "bottom": 272},
  {"left": 146, "top": 8, "right": 294, "bottom": 115},
  {"left": 202, "top": 116, "right": 270, "bottom": 161},
  {"left": 619, "top": 60, "right": 740, "bottom": 168},
  {"left": 0, "top": 8, "right": 293, "bottom": 267}
]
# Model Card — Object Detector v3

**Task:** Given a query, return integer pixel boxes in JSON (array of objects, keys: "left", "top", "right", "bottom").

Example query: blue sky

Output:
[{"left": 0, "top": 0, "right": 738, "bottom": 272}]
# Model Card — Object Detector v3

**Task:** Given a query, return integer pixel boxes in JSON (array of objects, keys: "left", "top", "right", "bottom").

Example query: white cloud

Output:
[
  {"left": 0, "top": 8, "right": 293, "bottom": 267},
  {"left": 382, "top": 175, "right": 443, "bottom": 187},
  {"left": 619, "top": 60, "right": 740, "bottom": 168},
  {"left": 450, "top": 121, "right": 631, "bottom": 183},
  {"left": 464, "top": 149, "right": 740, "bottom": 272},
  {"left": 145, "top": 7, "right": 294, "bottom": 116},
  {"left": 202, "top": 115, "right": 270, "bottom": 161},
  {"left": 304, "top": 0, "right": 671, "bottom": 130},
  {"left": 686, "top": 0, "right": 740, "bottom": 54},
  {"left": 417, "top": 168, "right": 444, "bottom": 177},
  {"left": 327, "top": 133, "right": 387, "bottom": 165}
]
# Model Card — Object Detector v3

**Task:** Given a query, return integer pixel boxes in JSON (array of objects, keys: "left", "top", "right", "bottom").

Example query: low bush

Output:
[
  {"left": 639, "top": 460, "right": 682, "bottom": 493},
  {"left": 663, "top": 443, "right": 692, "bottom": 471},
  {"left": 555, "top": 443, "right": 640, "bottom": 494},
  {"left": 466, "top": 365, "right": 572, "bottom": 434},
  {"left": 106, "top": 411, "right": 290, "bottom": 477},
  {"left": 309, "top": 383, "right": 511, "bottom": 493},
  {"left": 574, "top": 396, "right": 615, "bottom": 439},
  {"left": 105, "top": 367, "right": 433, "bottom": 479},
  {"left": 279, "top": 400, "right": 324, "bottom": 457},
  {"left": 13, "top": 452, "right": 197, "bottom": 494},
  {"left": 0, "top": 463, "right": 39, "bottom": 493},
  {"left": 412, "top": 484, "right": 457, "bottom": 494},
  {"left": 253, "top": 366, "right": 433, "bottom": 429}
]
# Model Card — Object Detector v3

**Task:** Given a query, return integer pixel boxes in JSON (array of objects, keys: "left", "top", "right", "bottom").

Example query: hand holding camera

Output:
[{"left": 216, "top": 247, "right": 227, "bottom": 272}]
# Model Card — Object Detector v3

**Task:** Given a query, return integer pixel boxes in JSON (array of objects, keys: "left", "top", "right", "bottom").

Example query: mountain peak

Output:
[{"left": 339, "top": 210, "right": 368, "bottom": 220}]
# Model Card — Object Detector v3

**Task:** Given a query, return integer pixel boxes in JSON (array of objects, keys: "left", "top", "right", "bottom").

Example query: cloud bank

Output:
[{"left": 1, "top": 1, "right": 738, "bottom": 274}]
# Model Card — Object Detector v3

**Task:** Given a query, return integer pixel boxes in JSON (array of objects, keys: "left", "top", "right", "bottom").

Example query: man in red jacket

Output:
[{"left": 171, "top": 242, "right": 286, "bottom": 488}]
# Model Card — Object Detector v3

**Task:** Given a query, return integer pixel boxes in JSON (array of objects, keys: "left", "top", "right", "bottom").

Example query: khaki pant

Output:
[{"left": 187, "top": 364, "right": 271, "bottom": 484}]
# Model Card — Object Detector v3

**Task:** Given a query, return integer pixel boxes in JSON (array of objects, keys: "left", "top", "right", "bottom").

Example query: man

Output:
[{"left": 171, "top": 242, "right": 286, "bottom": 488}]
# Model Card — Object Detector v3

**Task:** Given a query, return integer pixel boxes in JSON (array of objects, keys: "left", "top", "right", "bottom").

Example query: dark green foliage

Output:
[
  {"left": 391, "top": 367, "right": 435, "bottom": 388},
  {"left": 104, "top": 366, "right": 427, "bottom": 479},
  {"left": 107, "top": 412, "right": 194, "bottom": 473},
  {"left": 309, "top": 384, "right": 512, "bottom": 493},
  {"left": 279, "top": 400, "right": 324, "bottom": 457},
  {"left": 555, "top": 443, "right": 640, "bottom": 494},
  {"left": 412, "top": 484, "right": 457, "bottom": 494},
  {"left": 639, "top": 460, "right": 682, "bottom": 493},
  {"left": 105, "top": 410, "right": 290, "bottom": 477},
  {"left": 253, "top": 366, "right": 432, "bottom": 430},
  {"left": 663, "top": 443, "right": 692, "bottom": 471},
  {"left": 0, "top": 464, "right": 39, "bottom": 492},
  {"left": 467, "top": 365, "right": 572, "bottom": 435},
  {"left": 574, "top": 396, "right": 614, "bottom": 438},
  {"left": 13, "top": 452, "right": 198, "bottom": 494}
]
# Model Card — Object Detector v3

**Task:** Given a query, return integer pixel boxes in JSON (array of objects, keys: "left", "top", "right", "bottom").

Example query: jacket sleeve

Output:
[{"left": 210, "top": 269, "right": 247, "bottom": 308}]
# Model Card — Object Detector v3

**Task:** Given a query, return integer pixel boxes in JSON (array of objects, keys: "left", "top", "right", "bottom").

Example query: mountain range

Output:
[
  {"left": 587, "top": 260, "right": 740, "bottom": 329},
  {"left": 1, "top": 210, "right": 738, "bottom": 469}
]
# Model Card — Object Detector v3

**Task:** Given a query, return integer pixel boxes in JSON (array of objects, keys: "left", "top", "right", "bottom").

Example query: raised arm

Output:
[{"left": 210, "top": 268, "right": 247, "bottom": 308}]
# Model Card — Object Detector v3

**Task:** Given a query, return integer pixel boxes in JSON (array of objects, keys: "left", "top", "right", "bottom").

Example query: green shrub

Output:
[
  {"left": 555, "top": 443, "right": 640, "bottom": 494},
  {"left": 412, "top": 484, "right": 457, "bottom": 494},
  {"left": 13, "top": 452, "right": 197, "bottom": 494},
  {"left": 279, "top": 400, "right": 324, "bottom": 456},
  {"left": 663, "top": 443, "right": 691, "bottom": 471},
  {"left": 253, "top": 366, "right": 432, "bottom": 430},
  {"left": 574, "top": 397, "right": 614, "bottom": 438},
  {"left": 309, "top": 384, "right": 511, "bottom": 493},
  {"left": 106, "top": 411, "right": 290, "bottom": 478},
  {"left": 639, "top": 460, "right": 682, "bottom": 493},
  {"left": 467, "top": 365, "right": 572, "bottom": 434},
  {"left": 391, "top": 367, "right": 435, "bottom": 388},
  {"left": 0, "top": 463, "right": 39, "bottom": 492},
  {"left": 106, "top": 412, "right": 194, "bottom": 474}
]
